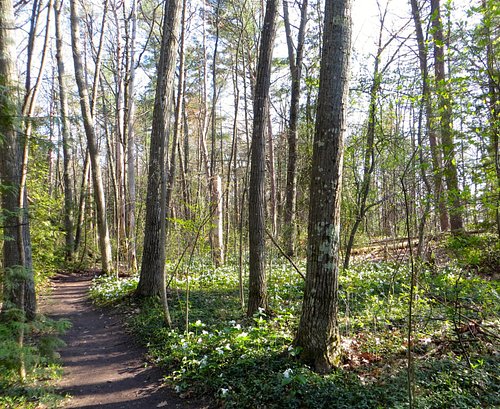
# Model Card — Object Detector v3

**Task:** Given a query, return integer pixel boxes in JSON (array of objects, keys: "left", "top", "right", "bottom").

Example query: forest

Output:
[{"left": 0, "top": 0, "right": 499, "bottom": 407}]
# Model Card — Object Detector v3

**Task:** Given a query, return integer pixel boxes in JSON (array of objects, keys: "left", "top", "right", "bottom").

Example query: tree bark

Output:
[
  {"left": 137, "top": 0, "right": 182, "bottom": 305},
  {"left": 283, "top": 0, "right": 308, "bottom": 256},
  {"left": 0, "top": 0, "right": 25, "bottom": 315},
  {"left": 431, "top": 0, "right": 463, "bottom": 232},
  {"left": 70, "top": 0, "right": 113, "bottom": 274},
  {"left": 294, "top": 0, "right": 352, "bottom": 373},
  {"left": 125, "top": 0, "right": 138, "bottom": 271},
  {"left": 482, "top": 0, "right": 500, "bottom": 237},
  {"left": 247, "top": 0, "right": 278, "bottom": 317},
  {"left": 55, "top": 0, "right": 75, "bottom": 261},
  {"left": 410, "top": 0, "right": 449, "bottom": 233},
  {"left": 166, "top": 0, "right": 187, "bottom": 229}
]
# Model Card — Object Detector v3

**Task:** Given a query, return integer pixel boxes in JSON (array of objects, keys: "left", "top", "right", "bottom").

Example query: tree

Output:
[
  {"left": 294, "top": 0, "right": 352, "bottom": 373},
  {"left": 137, "top": 0, "right": 182, "bottom": 318},
  {"left": 283, "top": 0, "right": 308, "bottom": 256},
  {"left": 410, "top": 0, "right": 449, "bottom": 233},
  {"left": 125, "top": 0, "right": 138, "bottom": 272},
  {"left": 70, "top": 0, "right": 113, "bottom": 274},
  {"left": 247, "top": 0, "right": 278, "bottom": 317},
  {"left": 481, "top": 0, "right": 500, "bottom": 236},
  {"left": 430, "top": 0, "right": 463, "bottom": 232},
  {"left": 54, "top": 0, "right": 75, "bottom": 260},
  {"left": 0, "top": 0, "right": 24, "bottom": 313}
]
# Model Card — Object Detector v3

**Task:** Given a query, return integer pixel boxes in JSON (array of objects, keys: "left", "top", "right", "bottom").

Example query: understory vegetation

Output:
[
  {"left": 0, "top": 312, "right": 70, "bottom": 408},
  {"left": 90, "top": 234, "right": 499, "bottom": 408},
  {"left": 0, "top": 186, "right": 70, "bottom": 409}
]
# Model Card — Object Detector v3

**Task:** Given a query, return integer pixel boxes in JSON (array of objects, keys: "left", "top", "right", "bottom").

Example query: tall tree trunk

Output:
[
  {"left": 0, "top": 0, "right": 26, "bottom": 316},
  {"left": 247, "top": 0, "right": 278, "bottom": 317},
  {"left": 209, "top": 0, "right": 224, "bottom": 266},
  {"left": 55, "top": 0, "right": 75, "bottom": 261},
  {"left": 137, "top": 0, "right": 182, "bottom": 312},
  {"left": 15, "top": 0, "right": 53, "bottom": 320},
  {"left": 70, "top": 0, "right": 113, "bottom": 274},
  {"left": 166, "top": 0, "right": 187, "bottom": 227},
  {"left": 482, "top": 0, "right": 500, "bottom": 237},
  {"left": 267, "top": 115, "right": 277, "bottom": 235},
  {"left": 283, "top": 0, "right": 308, "bottom": 256},
  {"left": 20, "top": 0, "right": 54, "bottom": 319},
  {"left": 294, "top": 0, "right": 352, "bottom": 373},
  {"left": 410, "top": 0, "right": 449, "bottom": 232},
  {"left": 111, "top": 0, "right": 127, "bottom": 270},
  {"left": 431, "top": 0, "right": 463, "bottom": 232},
  {"left": 125, "top": 0, "right": 138, "bottom": 271}
]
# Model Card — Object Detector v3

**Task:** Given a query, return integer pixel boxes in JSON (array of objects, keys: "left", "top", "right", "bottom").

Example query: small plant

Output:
[
  {"left": 89, "top": 256, "right": 499, "bottom": 408},
  {"left": 89, "top": 274, "right": 139, "bottom": 305},
  {"left": 0, "top": 314, "right": 70, "bottom": 409}
]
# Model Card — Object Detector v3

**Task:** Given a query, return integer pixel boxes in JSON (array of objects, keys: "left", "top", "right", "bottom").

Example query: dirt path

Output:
[{"left": 42, "top": 273, "right": 208, "bottom": 409}]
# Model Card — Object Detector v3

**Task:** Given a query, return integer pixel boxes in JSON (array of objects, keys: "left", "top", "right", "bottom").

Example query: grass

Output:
[{"left": 89, "top": 236, "right": 499, "bottom": 408}]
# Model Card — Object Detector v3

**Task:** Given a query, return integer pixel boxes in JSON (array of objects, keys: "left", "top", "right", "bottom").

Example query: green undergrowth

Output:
[
  {"left": 0, "top": 313, "right": 70, "bottom": 409},
  {"left": 90, "top": 241, "right": 499, "bottom": 408},
  {"left": 446, "top": 232, "right": 500, "bottom": 278}
]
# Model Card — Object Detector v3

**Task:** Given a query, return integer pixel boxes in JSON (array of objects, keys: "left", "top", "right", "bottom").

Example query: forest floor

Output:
[{"left": 41, "top": 272, "right": 209, "bottom": 409}]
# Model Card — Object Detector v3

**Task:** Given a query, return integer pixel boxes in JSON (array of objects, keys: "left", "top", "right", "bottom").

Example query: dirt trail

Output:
[{"left": 42, "top": 273, "right": 208, "bottom": 409}]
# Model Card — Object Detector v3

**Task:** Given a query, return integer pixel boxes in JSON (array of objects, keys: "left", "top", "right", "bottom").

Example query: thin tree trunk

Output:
[
  {"left": 17, "top": 0, "right": 54, "bottom": 319},
  {"left": 112, "top": 0, "right": 127, "bottom": 270},
  {"left": 55, "top": 0, "right": 75, "bottom": 260},
  {"left": 125, "top": 0, "right": 138, "bottom": 271},
  {"left": 70, "top": 0, "right": 113, "bottom": 274},
  {"left": 74, "top": 150, "right": 90, "bottom": 253},
  {"left": 410, "top": 0, "right": 449, "bottom": 232},
  {"left": 267, "top": 115, "right": 277, "bottom": 235},
  {"left": 343, "top": 5, "right": 400, "bottom": 269},
  {"left": 210, "top": 0, "right": 224, "bottom": 266},
  {"left": 247, "top": 0, "right": 278, "bottom": 317},
  {"left": 283, "top": 0, "right": 308, "bottom": 256},
  {"left": 482, "top": 0, "right": 500, "bottom": 237},
  {"left": 431, "top": 0, "right": 463, "bottom": 232},
  {"left": 166, "top": 0, "right": 187, "bottom": 226}
]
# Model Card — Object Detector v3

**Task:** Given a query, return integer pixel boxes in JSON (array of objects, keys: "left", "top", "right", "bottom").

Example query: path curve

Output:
[{"left": 43, "top": 273, "right": 207, "bottom": 409}]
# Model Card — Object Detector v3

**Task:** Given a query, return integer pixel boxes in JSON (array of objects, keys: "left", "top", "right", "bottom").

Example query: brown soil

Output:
[{"left": 42, "top": 273, "right": 209, "bottom": 409}]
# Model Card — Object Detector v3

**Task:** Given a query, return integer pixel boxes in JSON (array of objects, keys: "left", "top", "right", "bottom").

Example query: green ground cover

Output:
[{"left": 89, "top": 235, "right": 500, "bottom": 408}]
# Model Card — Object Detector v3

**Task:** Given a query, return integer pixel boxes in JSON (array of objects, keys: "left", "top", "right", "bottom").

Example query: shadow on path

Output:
[{"left": 42, "top": 273, "right": 209, "bottom": 409}]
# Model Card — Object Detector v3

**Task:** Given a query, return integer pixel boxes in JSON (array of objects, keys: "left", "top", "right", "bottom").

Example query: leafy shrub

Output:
[
  {"left": 446, "top": 233, "right": 500, "bottom": 278},
  {"left": 0, "top": 315, "right": 70, "bottom": 408}
]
